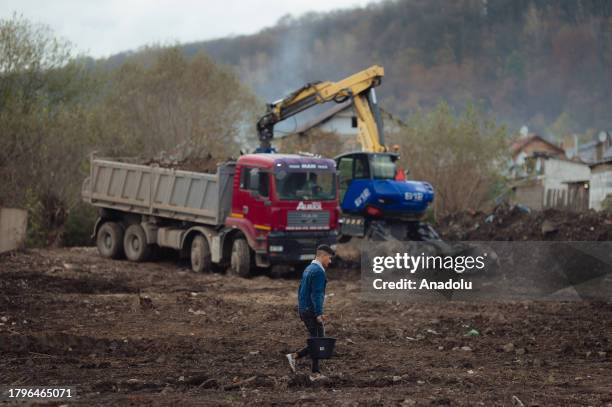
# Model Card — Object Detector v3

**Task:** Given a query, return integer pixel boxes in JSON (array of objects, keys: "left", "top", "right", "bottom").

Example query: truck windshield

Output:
[
  {"left": 275, "top": 171, "right": 336, "bottom": 201},
  {"left": 371, "top": 154, "right": 397, "bottom": 180}
]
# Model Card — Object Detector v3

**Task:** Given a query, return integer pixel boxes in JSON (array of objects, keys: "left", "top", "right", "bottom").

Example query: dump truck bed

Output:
[{"left": 82, "top": 158, "right": 235, "bottom": 226}]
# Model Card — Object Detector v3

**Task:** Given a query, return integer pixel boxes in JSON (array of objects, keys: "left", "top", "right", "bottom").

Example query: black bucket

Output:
[{"left": 307, "top": 337, "right": 336, "bottom": 359}]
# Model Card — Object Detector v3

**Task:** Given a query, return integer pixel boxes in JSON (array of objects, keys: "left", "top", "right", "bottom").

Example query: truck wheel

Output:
[
  {"left": 123, "top": 224, "right": 152, "bottom": 262},
  {"left": 191, "top": 235, "right": 212, "bottom": 273},
  {"left": 229, "top": 238, "right": 251, "bottom": 277},
  {"left": 97, "top": 222, "right": 124, "bottom": 259}
]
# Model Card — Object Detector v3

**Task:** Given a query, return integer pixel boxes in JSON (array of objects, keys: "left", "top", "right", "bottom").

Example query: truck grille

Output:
[{"left": 287, "top": 211, "right": 330, "bottom": 230}]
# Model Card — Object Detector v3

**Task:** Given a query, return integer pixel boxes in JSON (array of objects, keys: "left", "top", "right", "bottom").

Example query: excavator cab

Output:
[
  {"left": 336, "top": 152, "right": 398, "bottom": 202},
  {"left": 335, "top": 151, "right": 435, "bottom": 239}
]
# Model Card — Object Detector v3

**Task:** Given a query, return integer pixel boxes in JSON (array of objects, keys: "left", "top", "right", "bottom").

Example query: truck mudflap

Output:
[{"left": 266, "top": 230, "right": 338, "bottom": 264}]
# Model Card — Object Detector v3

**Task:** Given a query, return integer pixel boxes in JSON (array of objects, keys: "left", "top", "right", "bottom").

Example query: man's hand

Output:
[{"left": 316, "top": 315, "right": 328, "bottom": 323}]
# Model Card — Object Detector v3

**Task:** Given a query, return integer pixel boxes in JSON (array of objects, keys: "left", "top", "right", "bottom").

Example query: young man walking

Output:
[{"left": 286, "top": 244, "right": 334, "bottom": 381}]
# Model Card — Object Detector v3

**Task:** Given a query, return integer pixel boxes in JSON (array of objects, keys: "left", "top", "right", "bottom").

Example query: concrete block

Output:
[{"left": 0, "top": 207, "right": 28, "bottom": 253}]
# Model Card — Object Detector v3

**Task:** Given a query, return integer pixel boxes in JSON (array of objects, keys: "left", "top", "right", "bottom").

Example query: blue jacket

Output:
[{"left": 298, "top": 262, "right": 327, "bottom": 316}]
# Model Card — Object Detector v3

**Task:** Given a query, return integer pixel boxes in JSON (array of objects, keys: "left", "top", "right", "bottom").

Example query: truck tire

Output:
[
  {"left": 97, "top": 222, "right": 124, "bottom": 259},
  {"left": 190, "top": 235, "right": 212, "bottom": 273},
  {"left": 123, "top": 224, "right": 152, "bottom": 262},
  {"left": 229, "top": 238, "right": 251, "bottom": 277}
]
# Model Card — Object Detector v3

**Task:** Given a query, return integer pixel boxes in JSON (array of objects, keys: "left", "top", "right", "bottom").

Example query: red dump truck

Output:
[{"left": 82, "top": 154, "right": 339, "bottom": 276}]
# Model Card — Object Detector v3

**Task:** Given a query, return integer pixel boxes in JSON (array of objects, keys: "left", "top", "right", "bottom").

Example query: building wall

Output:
[
  {"left": 319, "top": 111, "right": 359, "bottom": 136},
  {"left": 516, "top": 139, "right": 564, "bottom": 162},
  {"left": 513, "top": 159, "right": 591, "bottom": 210},
  {"left": 318, "top": 110, "right": 405, "bottom": 149},
  {"left": 589, "top": 164, "right": 612, "bottom": 210},
  {"left": 0, "top": 208, "right": 28, "bottom": 253},
  {"left": 542, "top": 159, "right": 591, "bottom": 190},
  {"left": 541, "top": 159, "right": 591, "bottom": 210},
  {"left": 514, "top": 182, "right": 544, "bottom": 210}
]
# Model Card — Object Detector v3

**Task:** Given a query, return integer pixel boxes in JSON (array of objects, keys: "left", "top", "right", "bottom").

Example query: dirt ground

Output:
[
  {"left": 437, "top": 205, "right": 612, "bottom": 241},
  {"left": 1, "top": 247, "right": 611, "bottom": 406}
]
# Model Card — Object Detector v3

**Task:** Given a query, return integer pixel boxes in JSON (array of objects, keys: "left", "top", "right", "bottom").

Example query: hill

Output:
[{"left": 105, "top": 0, "right": 612, "bottom": 136}]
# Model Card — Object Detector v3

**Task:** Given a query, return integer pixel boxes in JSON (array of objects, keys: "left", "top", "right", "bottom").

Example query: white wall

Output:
[
  {"left": 589, "top": 167, "right": 612, "bottom": 210},
  {"left": 319, "top": 111, "right": 359, "bottom": 136},
  {"left": 0, "top": 208, "right": 28, "bottom": 253},
  {"left": 542, "top": 159, "right": 591, "bottom": 190},
  {"left": 318, "top": 109, "right": 404, "bottom": 147}
]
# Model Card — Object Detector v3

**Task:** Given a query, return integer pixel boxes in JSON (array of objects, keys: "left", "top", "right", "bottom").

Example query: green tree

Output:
[{"left": 0, "top": 14, "right": 99, "bottom": 245}]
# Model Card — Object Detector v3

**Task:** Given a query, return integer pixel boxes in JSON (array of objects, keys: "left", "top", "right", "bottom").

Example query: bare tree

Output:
[
  {"left": 100, "top": 46, "right": 261, "bottom": 160},
  {"left": 388, "top": 102, "right": 508, "bottom": 218},
  {"left": 278, "top": 129, "right": 345, "bottom": 157}
]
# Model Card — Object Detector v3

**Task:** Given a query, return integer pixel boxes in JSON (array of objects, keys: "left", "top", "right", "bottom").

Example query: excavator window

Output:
[
  {"left": 336, "top": 153, "right": 370, "bottom": 201},
  {"left": 338, "top": 157, "right": 353, "bottom": 201},
  {"left": 354, "top": 155, "right": 370, "bottom": 179},
  {"left": 370, "top": 154, "right": 396, "bottom": 180}
]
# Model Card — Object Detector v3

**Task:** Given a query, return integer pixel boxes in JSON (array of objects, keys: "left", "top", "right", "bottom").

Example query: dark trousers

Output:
[{"left": 296, "top": 310, "right": 325, "bottom": 373}]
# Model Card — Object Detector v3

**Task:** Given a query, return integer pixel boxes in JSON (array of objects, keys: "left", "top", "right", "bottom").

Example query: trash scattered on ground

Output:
[
  {"left": 188, "top": 308, "right": 206, "bottom": 316},
  {"left": 139, "top": 294, "right": 154, "bottom": 310},
  {"left": 512, "top": 395, "right": 526, "bottom": 406}
]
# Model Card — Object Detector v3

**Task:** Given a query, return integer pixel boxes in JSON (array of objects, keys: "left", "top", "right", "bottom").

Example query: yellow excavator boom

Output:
[{"left": 256, "top": 65, "right": 386, "bottom": 153}]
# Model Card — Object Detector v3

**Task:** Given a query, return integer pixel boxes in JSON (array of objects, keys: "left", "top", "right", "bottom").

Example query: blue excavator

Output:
[{"left": 256, "top": 65, "right": 440, "bottom": 242}]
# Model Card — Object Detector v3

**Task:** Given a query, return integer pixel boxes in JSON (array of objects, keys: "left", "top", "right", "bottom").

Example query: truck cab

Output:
[{"left": 226, "top": 154, "right": 339, "bottom": 268}]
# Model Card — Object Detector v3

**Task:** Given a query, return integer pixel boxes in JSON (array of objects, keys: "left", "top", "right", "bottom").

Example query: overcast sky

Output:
[{"left": 1, "top": 0, "right": 379, "bottom": 58}]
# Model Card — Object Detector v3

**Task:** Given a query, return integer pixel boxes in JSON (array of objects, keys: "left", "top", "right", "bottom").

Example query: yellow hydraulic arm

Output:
[{"left": 256, "top": 65, "right": 387, "bottom": 153}]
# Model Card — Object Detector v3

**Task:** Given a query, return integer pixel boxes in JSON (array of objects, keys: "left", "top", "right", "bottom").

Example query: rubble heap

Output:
[
  {"left": 145, "top": 154, "right": 228, "bottom": 173},
  {"left": 437, "top": 204, "right": 612, "bottom": 241}
]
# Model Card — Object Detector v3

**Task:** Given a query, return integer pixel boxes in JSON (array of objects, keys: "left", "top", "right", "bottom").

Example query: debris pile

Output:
[
  {"left": 144, "top": 154, "right": 226, "bottom": 173},
  {"left": 437, "top": 204, "right": 612, "bottom": 241}
]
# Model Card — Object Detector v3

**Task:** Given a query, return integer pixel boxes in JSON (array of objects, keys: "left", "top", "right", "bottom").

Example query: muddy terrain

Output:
[
  {"left": 1, "top": 248, "right": 611, "bottom": 406},
  {"left": 437, "top": 205, "right": 612, "bottom": 241}
]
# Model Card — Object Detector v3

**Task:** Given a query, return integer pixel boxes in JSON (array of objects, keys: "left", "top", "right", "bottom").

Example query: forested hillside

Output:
[{"left": 168, "top": 0, "right": 612, "bottom": 136}]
